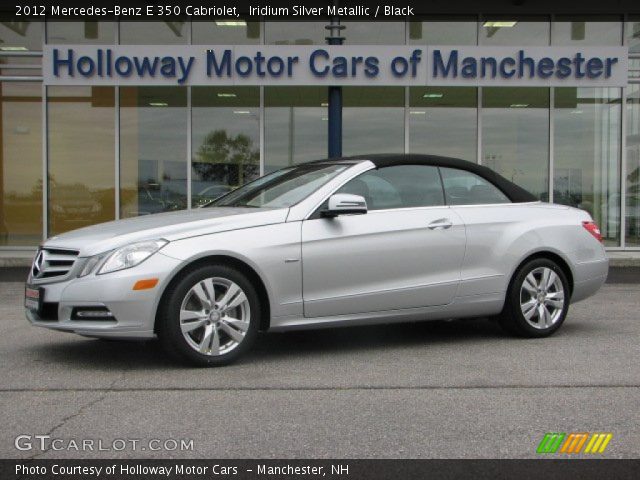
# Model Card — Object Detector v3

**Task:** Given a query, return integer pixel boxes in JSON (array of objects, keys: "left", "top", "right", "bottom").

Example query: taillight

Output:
[{"left": 582, "top": 221, "right": 603, "bottom": 243}]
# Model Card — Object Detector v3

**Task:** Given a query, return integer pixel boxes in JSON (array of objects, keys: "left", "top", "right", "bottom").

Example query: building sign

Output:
[{"left": 43, "top": 45, "right": 628, "bottom": 87}]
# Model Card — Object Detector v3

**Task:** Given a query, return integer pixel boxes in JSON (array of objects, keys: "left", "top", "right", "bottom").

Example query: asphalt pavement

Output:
[{"left": 0, "top": 279, "right": 638, "bottom": 459}]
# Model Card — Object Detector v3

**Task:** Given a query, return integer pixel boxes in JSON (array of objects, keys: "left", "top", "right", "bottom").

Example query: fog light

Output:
[{"left": 71, "top": 307, "right": 115, "bottom": 321}]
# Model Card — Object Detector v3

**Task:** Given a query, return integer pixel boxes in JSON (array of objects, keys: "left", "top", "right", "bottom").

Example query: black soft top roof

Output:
[{"left": 309, "top": 154, "right": 537, "bottom": 203}]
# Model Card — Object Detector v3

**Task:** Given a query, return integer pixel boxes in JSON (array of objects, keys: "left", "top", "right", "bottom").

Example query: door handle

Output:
[{"left": 428, "top": 218, "right": 453, "bottom": 230}]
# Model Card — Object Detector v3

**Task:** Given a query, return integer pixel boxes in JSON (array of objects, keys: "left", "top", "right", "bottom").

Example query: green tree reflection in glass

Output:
[{"left": 192, "top": 130, "right": 259, "bottom": 207}]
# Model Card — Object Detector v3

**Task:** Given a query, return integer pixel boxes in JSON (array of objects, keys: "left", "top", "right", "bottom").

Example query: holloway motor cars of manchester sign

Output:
[{"left": 43, "top": 45, "right": 628, "bottom": 87}]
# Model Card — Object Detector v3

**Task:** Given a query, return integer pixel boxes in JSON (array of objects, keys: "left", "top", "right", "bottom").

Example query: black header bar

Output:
[
  {"left": 2, "top": 0, "right": 640, "bottom": 20},
  {"left": 2, "top": 459, "right": 640, "bottom": 480}
]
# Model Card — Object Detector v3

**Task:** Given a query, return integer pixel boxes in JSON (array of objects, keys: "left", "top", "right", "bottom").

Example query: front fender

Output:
[{"left": 159, "top": 222, "right": 303, "bottom": 319}]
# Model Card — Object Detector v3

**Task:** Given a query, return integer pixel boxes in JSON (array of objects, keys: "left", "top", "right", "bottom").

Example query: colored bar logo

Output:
[{"left": 537, "top": 433, "right": 613, "bottom": 454}]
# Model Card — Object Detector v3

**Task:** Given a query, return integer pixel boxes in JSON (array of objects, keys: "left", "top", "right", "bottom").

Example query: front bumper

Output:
[{"left": 26, "top": 252, "right": 183, "bottom": 339}]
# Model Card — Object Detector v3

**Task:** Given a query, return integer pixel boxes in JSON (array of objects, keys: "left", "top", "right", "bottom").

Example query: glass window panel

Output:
[
  {"left": 337, "top": 165, "right": 445, "bottom": 210},
  {"left": 340, "top": 22, "right": 405, "bottom": 44},
  {"left": 46, "top": 21, "right": 115, "bottom": 44},
  {"left": 0, "top": 83, "right": 42, "bottom": 246},
  {"left": 0, "top": 20, "right": 42, "bottom": 74},
  {"left": 440, "top": 167, "right": 510, "bottom": 205},
  {"left": 0, "top": 20, "right": 42, "bottom": 51},
  {"left": 409, "top": 17, "right": 478, "bottom": 45},
  {"left": 191, "top": 87, "right": 260, "bottom": 207},
  {"left": 628, "top": 16, "right": 640, "bottom": 53},
  {"left": 47, "top": 87, "right": 115, "bottom": 235},
  {"left": 626, "top": 17, "right": 640, "bottom": 101},
  {"left": 120, "top": 87, "right": 187, "bottom": 218},
  {"left": 554, "top": 87, "right": 621, "bottom": 246},
  {"left": 552, "top": 17, "right": 622, "bottom": 46},
  {"left": 192, "top": 21, "right": 261, "bottom": 44},
  {"left": 265, "top": 22, "right": 326, "bottom": 45},
  {"left": 119, "top": 21, "right": 188, "bottom": 44},
  {"left": 0, "top": 64, "right": 41, "bottom": 76},
  {"left": 409, "top": 87, "right": 477, "bottom": 162},
  {"left": 480, "top": 17, "right": 550, "bottom": 45},
  {"left": 266, "top": 21, "right": 404, "bottom": 45},
  {"left": 626, "top": 84, "right": 640, "bottom": 246},
  {"left": 342, "top": 87, "right": 404, "bottom": 156},
  {"left": 631, "top": 58, "right": 640, "bottom": 87},
  {"left": 481, "top": 88, "right": 549, "bottom": 200},
  {"left": 264, "top": 87, "right": 327, "bottom": 172}
]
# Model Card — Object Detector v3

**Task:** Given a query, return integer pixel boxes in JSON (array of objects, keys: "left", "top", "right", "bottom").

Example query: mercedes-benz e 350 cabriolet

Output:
[{"left": 26, "top": 155, "right": 608, "bottom": 366}]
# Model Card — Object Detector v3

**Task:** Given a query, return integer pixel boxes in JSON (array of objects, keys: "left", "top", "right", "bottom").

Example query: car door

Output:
[
  {"left": 439, "top": 166, "right": 516, "bottom": 297},
  {"left": 301, "top": 165, "right": 466, "bottom": 318}
]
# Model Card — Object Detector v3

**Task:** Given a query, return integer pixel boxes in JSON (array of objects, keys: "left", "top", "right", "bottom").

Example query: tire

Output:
[
  {"left": 158, "top": 264, "right": 261, "bottom": 366},
  {"left": 499, "top": 258, "right": 570, "bottom": 338}
]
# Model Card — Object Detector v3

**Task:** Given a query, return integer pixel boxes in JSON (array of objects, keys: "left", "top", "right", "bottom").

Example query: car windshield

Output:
[{"left": 209, "top": 163, "right": 349, "bottom": 208}]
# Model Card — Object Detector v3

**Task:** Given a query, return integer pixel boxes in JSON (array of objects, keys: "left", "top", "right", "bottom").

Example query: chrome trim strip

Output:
[{"left": 449, "top": 201, "right": 541, "bottom": 209}]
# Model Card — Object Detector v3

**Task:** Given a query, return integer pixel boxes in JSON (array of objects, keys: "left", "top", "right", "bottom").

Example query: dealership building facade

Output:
[{"left": 1, "top": 17, "right": 640, "bottom": 261}]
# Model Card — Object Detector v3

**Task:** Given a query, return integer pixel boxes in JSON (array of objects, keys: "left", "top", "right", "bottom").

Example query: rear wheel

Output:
[
  {"left": 158, "top": 265, "right": 260, "bottom": 366},
  {"left": 499, "top": 258, "right": 570, "bottom": 337}
]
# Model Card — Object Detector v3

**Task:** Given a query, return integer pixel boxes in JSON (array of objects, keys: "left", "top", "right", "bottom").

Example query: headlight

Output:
[
  {"left": 78, "top": 254, "right": 105, "bottom": 277},
  {"left": 97, "top": 239, "right": 168, "bottom": 275}
]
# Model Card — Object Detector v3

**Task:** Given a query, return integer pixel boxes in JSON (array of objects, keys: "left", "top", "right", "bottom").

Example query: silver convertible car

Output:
[{"left": 25, "top": 154, "right": 608, "bottom": 366}]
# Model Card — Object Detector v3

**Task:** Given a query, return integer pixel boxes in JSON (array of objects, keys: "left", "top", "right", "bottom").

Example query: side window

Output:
[
  {"left": 337, "top": 165, "right": 445, "bottom": 210},
  {"left": 440, "top": 167, "right": 510, "bottom": 205}
]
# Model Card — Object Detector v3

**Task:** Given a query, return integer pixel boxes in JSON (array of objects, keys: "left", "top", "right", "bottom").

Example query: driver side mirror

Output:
[{"left": 321, "top": 193, "right": 368, "bottom": 217}]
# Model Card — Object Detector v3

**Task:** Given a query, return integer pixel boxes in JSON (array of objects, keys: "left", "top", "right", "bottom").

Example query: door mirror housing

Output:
[{"left": 322, "top": 193, "right": 368, "bottom": 217}]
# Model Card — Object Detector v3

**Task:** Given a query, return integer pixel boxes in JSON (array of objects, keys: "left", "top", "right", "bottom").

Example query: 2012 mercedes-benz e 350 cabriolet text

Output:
[{"left": 25, "top": 155, "right": 608, "bottom": 366}]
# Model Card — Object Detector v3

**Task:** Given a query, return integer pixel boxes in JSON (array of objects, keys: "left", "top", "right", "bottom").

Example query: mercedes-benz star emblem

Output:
[{"left": 32, "top": 250, "right": 44, "bottom": 278}]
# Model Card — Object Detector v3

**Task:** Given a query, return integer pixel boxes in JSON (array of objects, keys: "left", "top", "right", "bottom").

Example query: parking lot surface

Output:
[{"left": 0, "top": 279, "right": 638, "bottom": 458}]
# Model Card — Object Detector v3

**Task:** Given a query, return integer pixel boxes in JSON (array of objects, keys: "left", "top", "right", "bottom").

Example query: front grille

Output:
[{"left": 31, "top": 248, "right": 79, "bottom": 280}]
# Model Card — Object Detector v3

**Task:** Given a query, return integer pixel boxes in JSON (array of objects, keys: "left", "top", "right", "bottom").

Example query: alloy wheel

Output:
[
  {"left": 519, "top": 267, "right": 565, "bottom": 330},
  {"left": 179, "top": 277, "right": 251, "bottom": 356}
]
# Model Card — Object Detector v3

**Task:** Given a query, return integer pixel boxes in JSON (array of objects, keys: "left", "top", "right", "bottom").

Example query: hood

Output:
[{"left": 44, "top": 207, "right": 289, "bottom": 257}]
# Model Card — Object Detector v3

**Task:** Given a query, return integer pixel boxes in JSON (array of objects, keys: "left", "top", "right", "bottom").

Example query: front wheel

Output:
[
  {"left": 158, "top": 265, "right": 261, "bottom": 366},
  {"left": 499, "top": 258, "right": 570, "bottom": 338}
]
